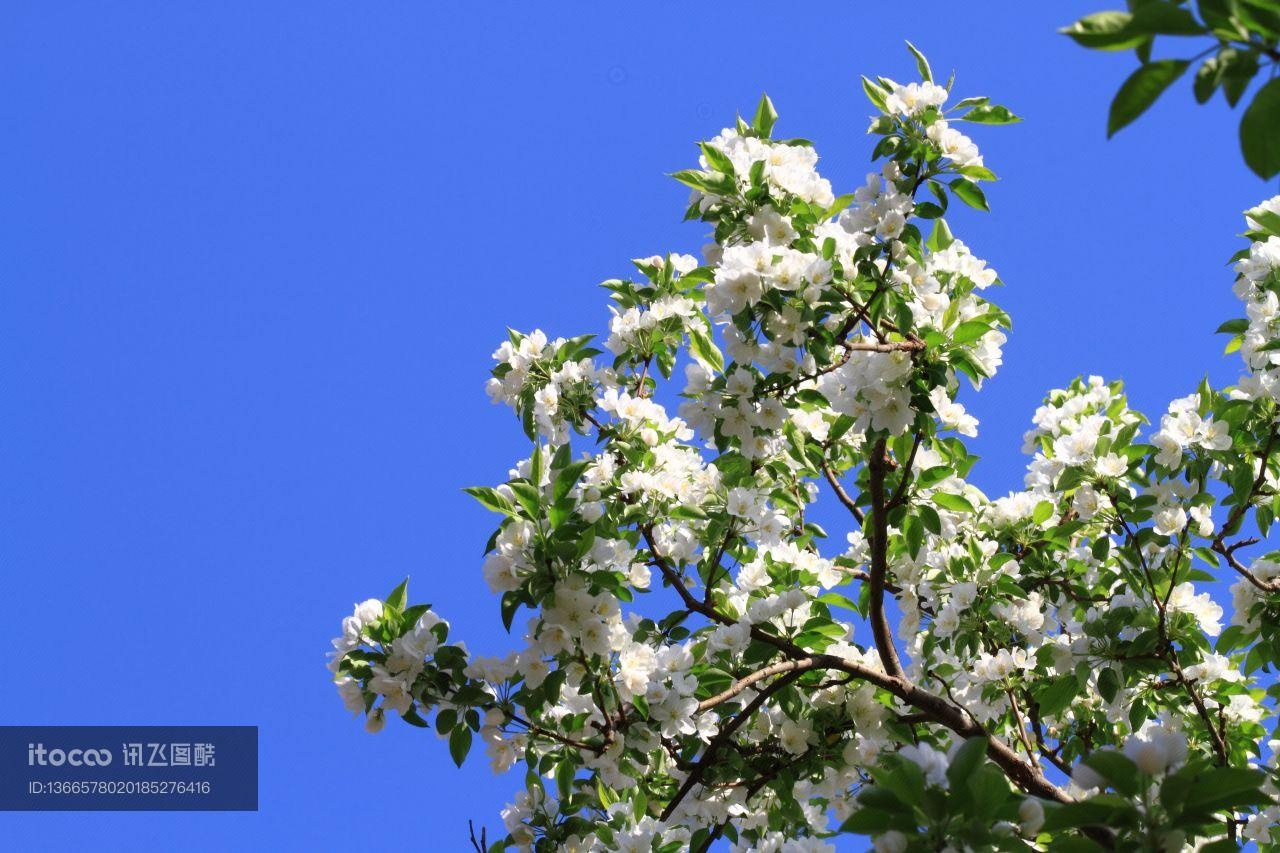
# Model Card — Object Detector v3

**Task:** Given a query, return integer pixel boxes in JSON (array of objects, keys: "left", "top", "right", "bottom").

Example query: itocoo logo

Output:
[{"left": 27, "top": 743, "right": 113, "bottom": 766}]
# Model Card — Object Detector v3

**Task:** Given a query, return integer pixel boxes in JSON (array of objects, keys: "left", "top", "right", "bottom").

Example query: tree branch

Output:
[
  {"left": 697, "top": 658, "right": 821, "bottom": 712},
  {"left": 660, "top": 665, "right": 810, "bottom": 821},
  {"left": 867, "top": 438, "right": 905, "bottom": 679},
  {"left": 643, "top": 526, "right": 1075, "bottom": 806},
  {"left": 821, "top": 461, "right": 865, "bottom": 525}
]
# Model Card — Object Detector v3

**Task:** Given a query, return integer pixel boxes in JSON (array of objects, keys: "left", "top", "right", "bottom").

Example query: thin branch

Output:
[
  {"left": 1005, "top": 688, "right": 1037, "bottom": 762},
  {"left": 507, "top": 713, "right": 604, "bottom": 754},
  {"left": 697, "top": 658, "right": 821, "bottom": 712},
  {"left": 867, "top": 438, "right": 905, "bottom": 680},
  {"left": 821, "top": 461, "right": 865, "bottom": 525},
  {"left": 843, "top": 339, "right": 926, "bottom": 354},
  {"left": 468, "top": 820, "right": 487, "bottom": 853},
  {"left": 1212, "top": 425, "right": 1277, "bottom": 550},
  {"left": 1214, "top": 542, "right": 1280, "bottom": 592},
  {"left": 643, "top": 526, "right": 1077, "bottom": 808},
  {"left": 1113, "top": 503, "right": 1230, "bottom": 766},
  {"left": 660, "top": 666, "right": 810, "bottom": 821},
  {"left": 886, "top": 431, "right": 923, "bottom": 510}
]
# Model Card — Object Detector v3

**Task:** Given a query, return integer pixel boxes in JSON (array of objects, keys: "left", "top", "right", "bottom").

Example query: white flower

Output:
[
  {"left": 872, "top": 830, "right": 909, "bottom": 853},
  {"left": 334, "top": 676, "right": 365, "bottom": 715},
  {"left": 1018, "top": 798, "right": 1045, "bottom": 835},
  {"left": 884, "top": 81, "right": 948, "bottom": 116},
  {"left": 1122, "top": 724, "right": 1187, "bottom": 776},
  {"left": 1189, "top": 503, "right": 1214, "bottom": 537},
  {"left": 929, "top": 386, "right": 978, "bottom": 436},
  {"left": 926, "top": 120, "right": 982, "bottom": 168},
  {"left": 364, "top": 707, "right": 386, "bottom": 734},
  {"left": 780, "top": 718, "right": 812, "bottom": 755},
  {"left": 618, "top": 643, "right": 658, "bottom": 697},
  {"left": 1152, "top": 506, "right": 1187, "bottom": 537},
  {"left": 1183, "top": 652, "right": 1242, "bottom": 683},
  {"left": 1167, "top": 581, "right": 1224, "bottom": 636},
  {"left": 1094, "top": 453, "right": 1127, "bottom": 478},
  {"left": 1072, "top": 760, "right": 1106, "bottom": 791},
  {"left": 900, "top": 742, "right": 949, "bottom": 787}
]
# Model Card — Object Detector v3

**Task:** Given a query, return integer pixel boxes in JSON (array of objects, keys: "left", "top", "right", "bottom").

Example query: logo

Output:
[{"left": 27, "top": 743, "right": 113, "bottom": 767}]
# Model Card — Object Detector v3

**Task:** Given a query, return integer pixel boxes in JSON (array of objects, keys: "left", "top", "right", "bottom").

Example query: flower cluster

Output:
[
  {"left": 328, "top": 584, "right": 480, "bottom": 735},
  {"left": 330, "top": 50, "right": 1280, "bottom": 852},
  {"left": 486, "top": 330, "right": 613, "bottom": 444}
]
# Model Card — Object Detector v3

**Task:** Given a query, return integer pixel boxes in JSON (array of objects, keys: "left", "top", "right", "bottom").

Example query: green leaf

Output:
[
  {"left": 529, "top": 444, "right": 544, "bottom": 488},
  {"left": 400, "top": 705, "right": 429, "bottom": 728},
  {"left": 1241, "top": 77, "right": 1280, "bottom": 179},
  {"left": 1107, "top": 60, "right": 1189, "bottom": 137},
  {"left": 905, "top": 41, "right": 932, "bottom": 82},
  {"left": 946, "top": 737, "right": 989, "bottom": 790},
  {"left": 1248, "top": 205, "right": 1280, "bottom": 238},
  {"left": 957, "top": 164, "right": 997, "bottom": 181},
  {"left": 1180, "top": 766, "right": 1269, "bottom": 813},
  {"left": 1193, "top": 57, "right": 1222, "bottom": 104},
  {"left": 1084, "top": 750, "right": 1139, "bottom": 797},
  {"left": 1035, "top": 675, "right": 1080, "bottom": 717},
  {"left": 554, "top": 460, "right": 590, "bottom": 503},
  {"left": 688, "top": 325, "right": 724, "bottom": 373},
  {"left": 1125, "top": 2, "right": 1205, "bottom": 36},
  {"left": 951, "top": 319, "right": 991, "bottom": 345},
  {"left": 699, "top": 142, "right": 735, "bottom": 177},
  {"left": 753, "top": 93, "right": 778, "bottom": 137},
  {"left": 904, "top": 514, "right": 923, "bottom": 557},
  {"left": 958, "top": 104, "right": 1021, "bottom": 124},
  {"left": 670, "top": 169, "right": 710, "bottom": 192},
  {"left": 508, "top": 481, "right": 542, "bottom": 517},
  {"left": 1061, "top": 11, "right": 1147, "bottom": 50},
  {"left": 555, "top": 759, "right": 576, "bottom": 799},
  {"left": 949, "top": 178, "right": 989, "bottom": 211},
  {"left": 1097, "top": 666, "right": 1120, "bottom": 704},
  {"left": 817, "top": 592, "right": 861, "bottom": 613},
  {"left": 386, "top": 577, "right": 409, "bottom": 612},
  {"left": 933, "top": 492, "right": 974, "bottom": 513},
  {"left": 500, "top": 590, "right": 523, "bottom": 631},
  {"left": 927, "top": 219, "right": 954, "bottom": 251},
  {"left": 1220, "top": 47, "right": 1261, "bottom": 107},
  {"left": 449, "top": 725, "right": 473, "bottom": 767},
  {"left": 840, "top": 802, "right": 897, "bottom": 833},
  {"left": 968, "top": 765, "right": 1011, "bottom": 821},
  {"left": 861, "top": 76, "right": 889, "bottom": 112},
  {"left": 463, "top": 486, "right": 515, "bottom": 515}
]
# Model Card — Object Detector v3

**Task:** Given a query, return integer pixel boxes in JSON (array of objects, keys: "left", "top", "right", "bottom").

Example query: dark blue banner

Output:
[{"left": 0, "top": 726, "right": 257, "bottom": 811}]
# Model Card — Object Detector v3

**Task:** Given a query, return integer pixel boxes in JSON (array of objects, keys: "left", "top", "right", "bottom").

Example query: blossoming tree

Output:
[{"left": 328, "top": 47, "right": 1280, "bottom": 851}]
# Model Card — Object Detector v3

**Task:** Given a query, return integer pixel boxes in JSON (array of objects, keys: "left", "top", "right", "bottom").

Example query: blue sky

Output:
[{"left": 1, "top": 2, "right": 1274, "bottom": 850}]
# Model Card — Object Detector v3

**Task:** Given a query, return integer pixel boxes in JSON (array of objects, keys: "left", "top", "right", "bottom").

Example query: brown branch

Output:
[
  {"left": 821, "top": 461, "right": 865, "bottom": 525},
  {"left": 1213, "top": 542, "right": 1280, "bottom": 592},
  {"left": 843, "top": 339, "right": 926, "bottom": 354},
  {"left": 468, "top": 820, "right": 487, "bottom": 853},
  {"left": 507, "top": 713, "right": 604, "bottom": 754},
  {"left": 633, "top": 356, "right": 653, "bottom": 398},
  {"left": 867, "top": 438, "right": 905, "bottom": 680},
  {"left": 642, "top": 526, "right": 1075, "bottom": 806},
  {"left": 697, "top": 658, "right": 821, "bottom": 712},
  {"left": 886, "top": 431, "right": 923, "bottom": 510},
  {"left": 702, "top": 523, "right": 736, "bottom": 606},
  {"left": 1113, "top": 504, "right": 1230, "bottom": 766},
  {"left": 1005, "top": 688, "right": 1036, "bottom": 761},
  {"left": 1213, "top": 425, "right": 1277, "bottom": 546},
  {"left": 1029, "top": 707, "right": 1072, "bottom": 777},
  {"left": 660, "top": 665, "right": 810, "bottom": 821}
]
